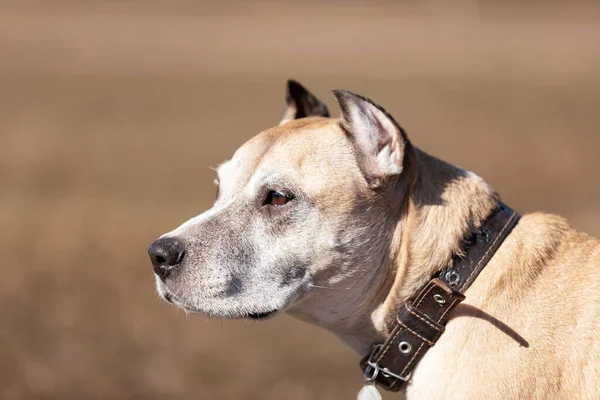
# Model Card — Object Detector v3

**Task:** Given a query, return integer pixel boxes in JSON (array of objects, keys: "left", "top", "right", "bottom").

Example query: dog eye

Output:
[{"left": 264, "top": 191, "right": 291, "bottom": 206}]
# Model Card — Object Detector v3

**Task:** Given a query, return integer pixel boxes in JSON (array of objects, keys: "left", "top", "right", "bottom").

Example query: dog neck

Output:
[
  {"left": 385, "top": 149, "right": 499, "bottom": 316},
  {"left": 313, "top": 148, "right": 499, "bottom": 354}
]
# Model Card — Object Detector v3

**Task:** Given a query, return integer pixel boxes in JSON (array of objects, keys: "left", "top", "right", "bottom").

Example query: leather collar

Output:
[{"left": 360, "top": 202, "right": 520, "bottom": 392}]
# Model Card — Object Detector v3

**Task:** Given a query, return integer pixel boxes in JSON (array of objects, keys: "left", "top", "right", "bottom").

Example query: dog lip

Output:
[{"left": 246, "top": 310, "right": 278, "bottom": 320}]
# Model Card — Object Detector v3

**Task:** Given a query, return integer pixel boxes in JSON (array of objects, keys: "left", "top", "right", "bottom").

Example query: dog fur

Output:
[{"left": 152, "top": 80, "right": 600, "bottom": 399}]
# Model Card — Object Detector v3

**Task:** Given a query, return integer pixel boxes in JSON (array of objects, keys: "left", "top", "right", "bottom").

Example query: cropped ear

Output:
[
  {"left": 280, "top": 80, "right": 330, "bottom": 125},
  {"left": 332, "top": 90, "right": 409, "bottom": 188}
]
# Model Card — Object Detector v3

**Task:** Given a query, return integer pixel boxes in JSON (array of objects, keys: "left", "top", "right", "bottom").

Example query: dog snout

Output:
[{"left": 148, "top": 237, "right": 186, "bottom": 281}]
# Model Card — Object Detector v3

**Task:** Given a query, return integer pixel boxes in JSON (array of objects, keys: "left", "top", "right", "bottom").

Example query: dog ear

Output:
[
  {"left": 332, "top": 90, "right": 409, "bottom": 188},
  {"left": 280, "top": 80, "right": 330, "bottom": 125}
]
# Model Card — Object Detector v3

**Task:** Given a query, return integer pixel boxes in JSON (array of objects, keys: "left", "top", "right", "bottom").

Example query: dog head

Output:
[{"left": 149, "top": 80, "right": 412, "bottom": 325}]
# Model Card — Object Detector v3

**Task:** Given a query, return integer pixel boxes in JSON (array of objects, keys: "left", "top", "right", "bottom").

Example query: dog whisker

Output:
[{"left": 308, "top": 284, "right": 337, "bottom": 290}]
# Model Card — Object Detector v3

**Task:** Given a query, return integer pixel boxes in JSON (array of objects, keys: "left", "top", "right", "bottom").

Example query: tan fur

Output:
[
  {"left": 280, "top": 119, "right": 600, "bottom": 398},
  {"left": 156, "top": 85, "right": 600, "bottom": 399}
]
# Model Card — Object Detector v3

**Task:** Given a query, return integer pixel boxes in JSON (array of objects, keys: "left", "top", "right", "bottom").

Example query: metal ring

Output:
[
  {"left": 364, "top": 361, "right": 380, "bottom": 382},
  {"left": 433, "top": 294, "right": 446, "bottom": 305},
  {"left": 445, "top": 270, "right": 461, "bottom": 286},
  {"left": 477, "top": 228, "right": 492, "bottom": 244},
  {"left": 398, "top": 341, "right": 412, "bottom": 354}
]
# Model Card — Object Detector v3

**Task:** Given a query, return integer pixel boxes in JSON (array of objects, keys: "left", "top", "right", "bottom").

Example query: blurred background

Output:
[{"left": 1, "top": 1, "right": 599, "bottom": 399}]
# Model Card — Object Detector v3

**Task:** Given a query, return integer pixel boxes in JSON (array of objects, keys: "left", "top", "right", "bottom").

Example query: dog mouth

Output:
[
  {"left": 163, "top": 292, "right": 175, "bottom": 303},
  {"left": 246, "top": 310, "right": 278, "bottom": 320}
]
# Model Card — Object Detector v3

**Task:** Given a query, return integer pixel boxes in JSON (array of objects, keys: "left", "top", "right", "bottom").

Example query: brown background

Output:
[{"left": 1, "top": 1, "right": 599, "bottom": 399}]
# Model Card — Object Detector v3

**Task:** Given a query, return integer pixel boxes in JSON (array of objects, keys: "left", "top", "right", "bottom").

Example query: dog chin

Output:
[
  {"left": 173, "top": 297, "right": 279, "bottom": 320},
  {"left": 155, "top": 275, "right": 306, "bottom": 320},
  {"left": 156, "top": 283, "right": 281, "bottom": 320}
]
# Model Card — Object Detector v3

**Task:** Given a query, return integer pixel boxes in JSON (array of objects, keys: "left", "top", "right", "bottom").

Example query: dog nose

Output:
[{"left": 148, "top": 237, "right": 186, "bottom": 281}]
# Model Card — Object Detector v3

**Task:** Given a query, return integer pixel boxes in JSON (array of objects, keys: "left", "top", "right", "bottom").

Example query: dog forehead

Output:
[{"left": 219, "top": 117, "right": 346, "bottom": 185}]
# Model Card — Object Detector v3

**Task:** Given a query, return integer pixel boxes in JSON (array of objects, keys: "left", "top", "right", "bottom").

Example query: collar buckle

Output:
[{"left": 363, "top": 344, "right": 412, "bottom": 386}]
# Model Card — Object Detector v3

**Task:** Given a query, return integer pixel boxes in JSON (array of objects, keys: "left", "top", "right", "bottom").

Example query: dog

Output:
[{"left": 148, "top": 80, "right": 600, "bottom": 399}]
